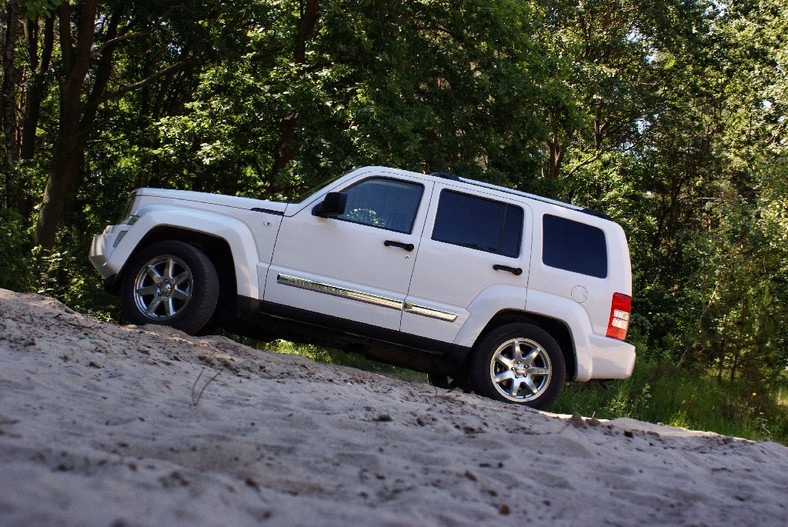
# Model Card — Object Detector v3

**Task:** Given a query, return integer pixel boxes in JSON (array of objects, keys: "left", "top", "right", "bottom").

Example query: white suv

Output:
[{"left": 89, "top": 166, "right": 635, "bottom": 408}]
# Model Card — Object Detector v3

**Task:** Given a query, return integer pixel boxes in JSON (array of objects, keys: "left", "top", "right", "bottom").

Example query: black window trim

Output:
[
  {"left": 332, "top": 176, "right": 425, "bottom": 234},
  {"left": 431, "top": 188, "right": 525, "bottom": 258},
  {"left": 542, "top": 213, "right": 609, "bottom": 279}
]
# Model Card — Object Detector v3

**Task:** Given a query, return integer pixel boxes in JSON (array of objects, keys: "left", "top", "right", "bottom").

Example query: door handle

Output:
[
  {"left": 493, "top": 264, "right": 523, "bottom": 276},
  {"left": 384, "top": 240, "right": 415, "bottom": 252}
]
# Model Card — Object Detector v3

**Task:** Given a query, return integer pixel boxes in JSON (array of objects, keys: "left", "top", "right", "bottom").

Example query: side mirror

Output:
[{"left": 312, "top": 192, "right": 347, "bottom": 217}]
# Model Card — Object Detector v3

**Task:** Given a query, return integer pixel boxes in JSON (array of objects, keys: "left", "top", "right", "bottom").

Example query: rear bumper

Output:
[{"left": 576, "top": 335, "right": 636, "bottom": 382}]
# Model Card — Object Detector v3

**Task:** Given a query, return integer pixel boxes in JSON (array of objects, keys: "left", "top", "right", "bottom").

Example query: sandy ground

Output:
[{"left": 1, "top": 289, "right": 786, "bottom": 526}]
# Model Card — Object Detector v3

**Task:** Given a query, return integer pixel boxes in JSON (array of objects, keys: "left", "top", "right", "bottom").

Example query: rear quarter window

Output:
[{"left": 542, "top": 214, "right": 607, "bottom": 278}]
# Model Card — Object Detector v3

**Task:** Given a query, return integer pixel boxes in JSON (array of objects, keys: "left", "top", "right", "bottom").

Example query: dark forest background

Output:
[{"left": 1, "top": 0, "right": 786, "bottom": 438}]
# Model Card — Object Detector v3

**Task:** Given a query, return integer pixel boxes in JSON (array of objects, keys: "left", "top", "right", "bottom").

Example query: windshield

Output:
[{"left": 290, "top": 171, "right": 348, "bottom": 203}]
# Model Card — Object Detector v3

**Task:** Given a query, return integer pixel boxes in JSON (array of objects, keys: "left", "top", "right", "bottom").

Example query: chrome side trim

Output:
[
  {"left": 277, "top": 273, "right": 459, "bottom": 322},
  {"left": 277, "top": 273, "right": 402, "bottom": 311},
  {"left": 403, "top": 302, "right": 458, "bottom": 322}
]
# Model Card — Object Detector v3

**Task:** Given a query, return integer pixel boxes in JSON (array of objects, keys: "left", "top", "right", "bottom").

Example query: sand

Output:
[{"left": 1, "top": 288, "right": 786, "bottom": 526}]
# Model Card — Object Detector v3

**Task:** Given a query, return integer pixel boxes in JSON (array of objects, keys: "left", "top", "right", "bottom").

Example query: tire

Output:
[
  {"left": 470, "top": 323, "right": 566, "bottom": 409},
  {"left": 427, "top": 373, "right": 450, "bottom": 389},
  {"left": 120, "top": 240, "right": 219, "bottom": 334}
]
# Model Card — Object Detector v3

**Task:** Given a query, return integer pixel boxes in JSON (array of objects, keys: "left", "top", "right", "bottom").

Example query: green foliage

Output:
[
  {"left": 553, "top": 357, "right": 788, "bottom": 444},
  {"left": 18, "top": 0, "right": 61, "bottom": 19},
  {"left": 0, "top": 0, "right": 786, "bottom": 436},
  {"left": 32, "top": 228, "right": 121, "bottom": 321},
  {"left": 266, "top": 339, "right": 427, "bottom": 382},
  {"left": 0, "top": 209, "right": 34, "bottom": 292},
  {"left": 149, "top": 0, "right": 551, "bottom": 199}
]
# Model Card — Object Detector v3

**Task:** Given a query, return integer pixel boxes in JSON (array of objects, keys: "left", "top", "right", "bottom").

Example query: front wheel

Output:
[
  {"left": 120, "top": 240, "right": 219, "bottom": 334},
  {"left": 470, "top": 323, "right": 566, "bottom": 409}
]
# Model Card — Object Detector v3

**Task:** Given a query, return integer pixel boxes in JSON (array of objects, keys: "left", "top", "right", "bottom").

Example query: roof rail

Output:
[
  {"left": 580, "top": 208, "right": 612, "bottom": 221},
  {"left": 428, "top": 170, "right": 613, "bottom": 221},
  {"left": 430, "top": 171, "right": 461, "bottom": 181}
]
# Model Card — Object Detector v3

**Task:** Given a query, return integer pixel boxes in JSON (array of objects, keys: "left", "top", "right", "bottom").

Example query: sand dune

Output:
[{"left": 1, "top": 289, "right": 786, "bottom": 526}]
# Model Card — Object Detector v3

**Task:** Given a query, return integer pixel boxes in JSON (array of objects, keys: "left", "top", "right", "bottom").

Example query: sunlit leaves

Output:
[{"left": 18, "top": 0, "right": 62, "bottom": 19}]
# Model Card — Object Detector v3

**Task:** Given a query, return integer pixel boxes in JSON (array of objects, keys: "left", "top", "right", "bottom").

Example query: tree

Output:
[
  {"left": 0, "top": 0, "right": 785, "bottom": 387},
  {"left": 33, "top": 0, "right": 99, "bottom": 250},
  {"left": 32, "top": 0, "right": 228, "bottom": 250}
]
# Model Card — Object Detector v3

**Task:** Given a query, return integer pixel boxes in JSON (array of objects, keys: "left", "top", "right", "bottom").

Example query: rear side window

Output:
[
  {"left": 432, "top": 190, "right": 523, "bottom": 258},
  {"left": 543, "top": 214, "right": 607, "bottom": 278}
]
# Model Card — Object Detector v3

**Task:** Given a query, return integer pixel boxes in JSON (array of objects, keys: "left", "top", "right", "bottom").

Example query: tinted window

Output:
[
  {"left": 543, "top": 214, "right": 607, "bottom": 278},
  {"left": 337, "top": 178, "right": 423, "bottom": 233},
  {"left": 432, "top": 190, "right": 524, "bottom": 258}
]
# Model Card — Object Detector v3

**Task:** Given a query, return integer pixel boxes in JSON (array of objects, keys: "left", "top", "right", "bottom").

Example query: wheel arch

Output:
[
  {"left": 471, "top": 310, "right": 577, "bottom": 382},
  {"left": 117, "top": 227, "right": 239, "bottom": 314}
]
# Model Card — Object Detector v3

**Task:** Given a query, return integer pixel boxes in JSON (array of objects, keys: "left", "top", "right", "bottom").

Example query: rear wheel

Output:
[
  {"left": 470, "top": 323, "right": 566, "bottom": 409},
  {"left": 120, "top": 240, "right": 219, "bottom": 334},
  {"left": 427, "top": 373, "right": 450, "bottom": 389}
]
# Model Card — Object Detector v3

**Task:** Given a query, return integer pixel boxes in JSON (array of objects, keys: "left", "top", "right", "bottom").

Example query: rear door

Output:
[{"left": 402, "top": 184, "right": 532, "bottom": 343}]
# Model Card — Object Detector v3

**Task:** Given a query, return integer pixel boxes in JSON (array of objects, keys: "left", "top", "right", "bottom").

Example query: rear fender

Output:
[
  {"left": 522, "top": 290, "right": 597, "bottom": 381},
  {"left": 454, "top": 287, "right": 597, "bottom": 382},
  {"left": 453, "top": 285, "right": 527, "bottom": 348}
]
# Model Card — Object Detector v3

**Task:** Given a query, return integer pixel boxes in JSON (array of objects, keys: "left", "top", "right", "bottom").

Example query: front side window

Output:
[
  {"left": 432, "top": 190, "right": 524, "bottom": 258},
  {"left": 542, "top": 214, "right": 608, "bottom": 278},
  {"left": 337, "top": 177, "right": 424, "bottom": 233}
]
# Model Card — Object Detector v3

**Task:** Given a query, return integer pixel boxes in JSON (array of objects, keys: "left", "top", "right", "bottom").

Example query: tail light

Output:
[{"left": 606, "top": 293, "right": 631, "bottom": 340}]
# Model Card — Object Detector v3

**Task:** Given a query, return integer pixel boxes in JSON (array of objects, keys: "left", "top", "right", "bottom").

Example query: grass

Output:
[
  {"left": 552, "top": 361, "right": 788, "bottom": 444},
  {"left": 775, "top": 381, "right": 788, "bottom": 407},
  {"left": 264, "top": 339, "right": 788, "bottom": 445},
  {"left": 266, "top": 339, "right": 428, "bottom": 382}
]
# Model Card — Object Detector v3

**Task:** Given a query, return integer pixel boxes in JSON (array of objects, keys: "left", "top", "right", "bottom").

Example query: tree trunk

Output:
[
  {"left": 34, "top": 0, "right": 98, "bottom": 251},
  {"left": 729, "top": 295, "right": 749, "bottom": 382},
  {"left": 20, "top": 15, "right": 55, "bottom": 161},
  {"left": 60, "top": 6, "right": 124, "bottom": 223},
  {"left": 729, "top": 354, "right": 738, "bottom": 382},
  {"left": 716, "top": 337, "right": 725, "bottom": 382},
  {"left": 271, "top": 0, "right": 320, "bottom": 177},
  {"left": 1, "top": 0, "right": 21, "bottom": 210},
  {"left": 543, "top": 134, "right": 564, "bottom": 180},
  {"left": 1, "top": 0, "right": 20, "bottom": 166}
]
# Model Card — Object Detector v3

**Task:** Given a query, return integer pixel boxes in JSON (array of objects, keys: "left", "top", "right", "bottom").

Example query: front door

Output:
[{"left": 264, "top": 174, "right": 431, "bottom": 331}]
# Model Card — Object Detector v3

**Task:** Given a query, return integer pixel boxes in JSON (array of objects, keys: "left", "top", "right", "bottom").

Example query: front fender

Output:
[{"left": 102, "top": 207, "right": 262, "bottom": 300}]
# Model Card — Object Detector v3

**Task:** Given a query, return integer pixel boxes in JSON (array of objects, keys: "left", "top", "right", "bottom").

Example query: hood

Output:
[{"left": 134, "top": 188, "right": 287, "bottom": 214}]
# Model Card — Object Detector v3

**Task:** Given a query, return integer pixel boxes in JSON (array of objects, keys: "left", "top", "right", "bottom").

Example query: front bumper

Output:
[{"left": 88, "top": 224, "right": 129, "bottom": 279}]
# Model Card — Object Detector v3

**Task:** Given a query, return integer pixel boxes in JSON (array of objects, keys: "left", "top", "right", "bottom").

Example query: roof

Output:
[{"left": 429, "top": 171, "right": 612, "bottom": 221}]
